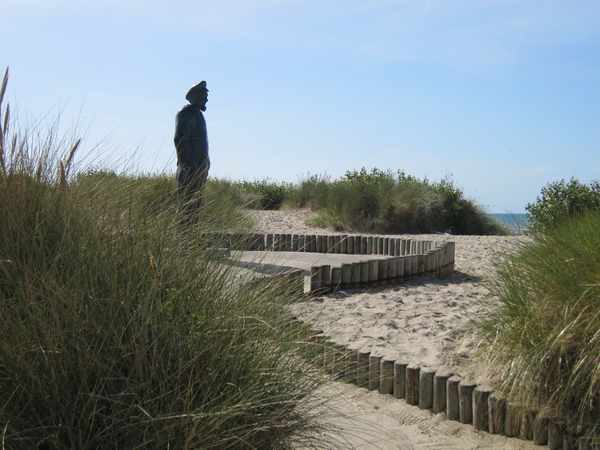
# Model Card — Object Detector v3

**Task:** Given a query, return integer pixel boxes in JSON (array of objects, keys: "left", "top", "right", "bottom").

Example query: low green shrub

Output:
[
  {"left": 476, "top": 211, "right": 600, "bottom": 441},
  {"left": 233, "top": 178, "right": 293, "bottom": 210},
  {"left": 284, "top": 168, "right": 506, "bottom": 235},
  {"left": 526, "top": 177, "right": 600, "bottom": 232}
]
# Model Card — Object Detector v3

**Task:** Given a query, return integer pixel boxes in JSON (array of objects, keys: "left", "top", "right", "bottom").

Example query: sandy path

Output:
[{"left": 248, "top": 209, "right": 534, "bottom": 449}]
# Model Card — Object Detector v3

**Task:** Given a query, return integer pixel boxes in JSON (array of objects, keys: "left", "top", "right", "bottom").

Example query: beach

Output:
[{"left": 249, "top": 209, "right": 535, "bottom": 449}]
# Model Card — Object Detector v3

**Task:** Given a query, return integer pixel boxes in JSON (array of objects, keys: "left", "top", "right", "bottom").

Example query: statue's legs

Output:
[{"left": 177, "top": 165, "right": 209, "bottom": 226}]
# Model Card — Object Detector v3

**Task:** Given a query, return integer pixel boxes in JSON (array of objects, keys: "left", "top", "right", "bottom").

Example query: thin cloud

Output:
[{"left": 411, "top": 0, "right": 431, "bottom": 33}]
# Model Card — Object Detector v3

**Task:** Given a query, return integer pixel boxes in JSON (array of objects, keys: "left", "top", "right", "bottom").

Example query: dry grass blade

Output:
[{"left": 64, "top": 137, "right": 80, "bottom": 170}]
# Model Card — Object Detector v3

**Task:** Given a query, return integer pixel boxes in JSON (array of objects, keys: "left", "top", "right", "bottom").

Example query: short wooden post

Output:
[
  {"left": 321, "top": 265, "right": 331, "bottom": 292},
  {"left": 327, "top": 235, "right": 335, "bottom": 253},
  {"left": 308, "top": 235, "right": 316, "bottom": 252},
  {"left": 360, "top": 261, "right": 369, "bottom": 287},
  {"left": 520, "top": 409, "right": 534, "bottom": 441},
  {"left": 410, "top": 255, "right": 418, "bottom": 279},
  {"left": 547, "top": 420, "right": 563, "bottom": 450},
  {"left": 393, "top": 361, "right": 407, "bottom": 399},
  {"left": 341, "top": 264, "right": 352, "bottom": 289},
  {"left": 334, "top": 235, "right": 341, "bottom": 253},
  {"left": 505, "top": 403, "right": 520, "bottom": 438},
  {"left": 291, "top": 234, "right": 299, "bottom": 251},
  {"left": 446, "top": 377, "right": 460, "bottom": 421},
  {"left": 340, "top": 235, "right": 347, "bottom": 254},
  {"left": 387, "top": 258, "right": 397, "bottom": 282},
  {"left": 417, "top": 254, "right": 425, "bottom": 277},
  {"left": 404, "top": 256, "right": 412, "bottom": 280},
  {"left": 419, "top": 368, "right": 435, "bottom": 410},
  {"left": 533, "top": 415, "right": 548, "bottom": 446},
  {"left": 433, "top": 372, "right": 450, "bottom": 414},
  {"left": 383, "top": 237, "right": 389, "bottom": 255},
  {"left": 406, "top": 365, "right": 420, "bottom": 405},
  {"left": 360, "top": 236, "right": 367, "bottom": 254},
  {"left": 332, "top": 343, "right": 346, "bottom": 379},
  {"left": 316, "top": 234, "right": 327, "bottom": 253},
  {"left": 368, "top": 260, "right": 378, "bottom": 287},
  {"left": 380, "top": 358, "right": 394, "bottom": 395},
  {"left": 368, "top": 355, "right": 381, "bottom": 391},
  {"left": 396, "top": 257, "right": 405, "bottom": 283},
  {"left": 331, "top": 267, "right": 342, "bottom": 292},
  {"left": 389, "top": 238, "right": 396, "bottom": 255},
  {"left": 266, "top": 233, "right": 274, "bottom": 250},
  {"left": 346, "top": 235, "right": 354, "bottom": 254},
  {"left": 378, "top": 260, "right": 388, "bottom": 286},
  {"left": 366, "top": 236, "right": 373, "bottom": 254},
  {"left": 488, "top": 393, "right": 505, "bottom": 435},
  {"left": 351, "top": 262, "right": 361, "bottom": 288},
  {"left": 378, "top": 237, "right": 384, "bottom": 254},
  {"left": 473, "top": 387, "right": 492, "bottom": 431},
  {"left": 345, "top": 348, "right": 358, "bottom": 384},
  {"left": 459, "top": 381, "right": 476, "bottom": 424},
  {"left": 357, "top": 350, "right": 370, "bottom": 388},
  {"left": 310, "top": 266, "right": 322, "bottom": 292}
]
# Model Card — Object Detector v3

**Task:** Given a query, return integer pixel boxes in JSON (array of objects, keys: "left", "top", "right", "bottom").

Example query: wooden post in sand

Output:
[
  {"left": 340, "top": 235, "right": 347, "bottom": 254},
  {"left": 396, "top": 257, "right": 405, "bottom": 283},
  {"left": 345, "top": 347, "right": 358, "bottom": 384},
  {"left": 360, "top": 236, "right": 367, "bottom": 254},
  {"left": 446, "top": 377, "right": 460, "bottom": 421},
  {"left": 419, "top": 368, "right": 435, "bottom": 410},
  {"left": 351, "top": 262, "right": 361, "bottom": 288},
  {"left": 404, "top": 256, "right": 412, "bottom": 280},
  {"left": 378, "top": 260, "right": 388, "bottom": 286},
  {"left": 347, "top": 235, "right": 354, "bottom": 254},
  {"left": 473, "top": 387, "right": 492, "bottom": 431},
  {"left": 505, "top": 403, "right": 520, "bottom": 438},
  {"left": 547, "top": 419, "right": 564, "bottom": 450},
  {"left": 459, "top": 381, "right": 476, "bottom": 424},
  {"left": 368, "top": 355, "right": 381, "bottom": 391},
  {"left": 380, "top": 358, "right": 394, "bottom": 395},
  {"left": 366, "top": 237, "right": 373, "bottom": 254},
  {"left": 417, "top": 254, "right": 426, "bottom": 277},
  {"left": 406, "top": 365, "right": 420, "bottom": 406},
  {"left": 393, "top": 361, "right": 407, "bottom": 399},
  {"left": 533, "top": 415, "right": 548, "bottom": 446},
  {"left": 331, "top": 267, "right": 342, "bottom": 292},
  {"left": 360, "top": 261, "right": 369, "bottom": 287},
  {"left": 488, "top": 393, "right": 506, "bottom": 435},
  {"left": 433, "top": 372, "right": 450, "bottom": 414},
  {"left": 321, "top": 265, "right": 331, "bottom": 292},
  {"left": 309, "top": 266, "right": 322, "bottom": 292},
  {"left": 520, "top": 409, "right": 535, "bottom": 441},
  {"left": 387, "top": 258, "right": 397, "bottom": 283},
  {"left": 410, "top": 255, "right": 418, "bottom": 279},
  {"left": 341, "top": 263, "right": 352, "bottom": 289},
  {"left": 357, "top": 350, "right": 370, "bottom": 388},
  {"left": 368, "top": 260, "right": 378, "bottom": 287},
  {"left": 307, "top": 235, "right": 316, "bottom": 252}
]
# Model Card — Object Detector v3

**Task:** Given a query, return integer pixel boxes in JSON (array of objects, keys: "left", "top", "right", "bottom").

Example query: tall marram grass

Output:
[
  {"left": 476, "top": 211, "right": 600, "bottom": 442},
  {"left": 0, "top": 69, "right": 324, "bottom": 449}
]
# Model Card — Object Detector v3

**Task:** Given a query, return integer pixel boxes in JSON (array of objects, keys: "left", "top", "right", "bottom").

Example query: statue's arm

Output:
[{"left": 174, "top": 110, "right": 198, "bottom": 170}]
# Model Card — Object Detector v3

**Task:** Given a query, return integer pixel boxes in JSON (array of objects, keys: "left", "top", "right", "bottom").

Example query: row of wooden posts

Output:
[
  {"left": 305, "top": 330, "right": 586, "bottom": 450},
  {"left": 209, "top": 232, "right": 456, "bottom": 295},
  {"left": 308, "top": 242, "right": 454, "bottom": 294}
]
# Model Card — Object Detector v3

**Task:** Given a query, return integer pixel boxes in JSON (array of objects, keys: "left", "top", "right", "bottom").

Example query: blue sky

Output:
[{"left": 2, "top": 0, "right": 599, "bottom": 213}]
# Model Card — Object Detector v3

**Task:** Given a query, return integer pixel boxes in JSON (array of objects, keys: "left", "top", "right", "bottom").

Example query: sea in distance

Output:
[{"left": 490, "top": 213, "right": 528, "bottom": 234}]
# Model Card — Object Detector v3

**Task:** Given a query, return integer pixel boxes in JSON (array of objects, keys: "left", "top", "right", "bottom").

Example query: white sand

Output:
[{"left": 249, "top": 209, "right": 534, "bottom": 449}]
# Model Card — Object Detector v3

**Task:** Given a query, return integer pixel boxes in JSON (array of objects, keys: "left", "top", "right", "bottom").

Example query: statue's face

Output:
[{"left": 193, "top": 89, "right": 209, "bottom": 111}]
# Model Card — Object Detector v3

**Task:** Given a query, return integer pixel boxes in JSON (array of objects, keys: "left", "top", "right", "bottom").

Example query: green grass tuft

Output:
[{"left": 476, "top": 211, "right": 600, "bottom": 440}]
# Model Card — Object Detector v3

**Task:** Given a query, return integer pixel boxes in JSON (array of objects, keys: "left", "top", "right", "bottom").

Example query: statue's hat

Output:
[{"left": 185, "top": 81, "right": 208, "bottom": 101}]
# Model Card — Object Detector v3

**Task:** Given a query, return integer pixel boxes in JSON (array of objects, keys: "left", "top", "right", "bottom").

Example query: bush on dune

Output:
[
  {"left": 0, "top": 69, "right": 323, "bottom": 449},
  {"left": 477, "top": 210, "right": 600, "bottom": 442},
  {"left": 285, "top": 168, "right": 507, "bottom": 235}
]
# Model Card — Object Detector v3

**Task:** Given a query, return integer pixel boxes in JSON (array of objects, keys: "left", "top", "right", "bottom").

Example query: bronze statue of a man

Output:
[{"left": 174, "top": 81, "right": 210, "bottom": 224}]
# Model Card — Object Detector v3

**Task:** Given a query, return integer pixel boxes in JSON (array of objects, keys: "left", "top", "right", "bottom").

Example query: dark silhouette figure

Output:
[{"left": 174, "top": 81, "right": 210, "bottom": 225}]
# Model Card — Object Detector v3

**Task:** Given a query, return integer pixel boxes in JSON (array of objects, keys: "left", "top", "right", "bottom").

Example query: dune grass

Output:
[
  {"left": 283, "top": 168, "right": 507, "bottom": 235},
  {"left": 476, "top": 211, "right": 600, "bottom": 442},
  {"left": 0, "top": 69, "right": 325, "bottom": 449}
]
